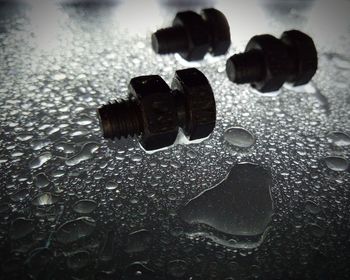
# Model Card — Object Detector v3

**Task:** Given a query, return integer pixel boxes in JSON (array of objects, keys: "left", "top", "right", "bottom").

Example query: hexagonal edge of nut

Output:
[
  {"left": 246, "top": 34, "right": 290, "bottom": 92},
  {"left": 173, "top": 11, "right": 210, "bottom": 61},
  {"left": 172, "top": 68, "right": 216, "bottom": 140},
  {"left": 280, "top": 30, "right": 318, "bottom": 86},
  {"left": 201, "top": 8, "right": 231, "bottom": 56},
  {"left": 129, "top": 75, "right": 179, "bottom": 151}
]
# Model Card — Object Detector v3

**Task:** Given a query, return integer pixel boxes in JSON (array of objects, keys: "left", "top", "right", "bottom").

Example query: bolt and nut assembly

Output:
[
  {"left": 226, "top": 30, "right": 318, "bottom": 92},
  {"left": 152, "top": 8, "right": 231, "bottom": 61},
  {"left": 98, "top": 68, "right": 216, "bottom": 151}
]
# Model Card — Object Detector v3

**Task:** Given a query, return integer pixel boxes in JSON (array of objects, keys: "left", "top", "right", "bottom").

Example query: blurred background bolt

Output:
[
  {"left": 226, "top": 30, "right": 318, "bottom": 92},
  {"left": 98, "top": 68, "right": 216, "bottom": 151},
  {"left": 152, "top": 8, "right": 231, "bottom": 61}
]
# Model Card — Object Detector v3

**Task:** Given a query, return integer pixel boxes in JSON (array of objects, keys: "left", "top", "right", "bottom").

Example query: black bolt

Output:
[
  {"left": 152, "top": 8, "right": 231, "bottom": 61},
  {"left": 97, "top": 68, "right": 216, "bottom": 151},
  {"left": 226, "top": 30, "right": 318, "bottom": 92}
]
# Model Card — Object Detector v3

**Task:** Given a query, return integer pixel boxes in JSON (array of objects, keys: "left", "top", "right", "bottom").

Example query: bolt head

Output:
[
  {"left": 173, "top": 11, "right": 210, "bottom": 61},
  {"left": 129, "top": 75, "right": 179, "bottom": 151},
  {"left": 246, "top": 34, "right": 290, "bottom": 92},
  {"left": 172, "top": 68, "right": 216, "bottom": 140},
  {"left": 280, "top": 30, "right": 318, "bottom": 86},
  {"left": 201, "top": 8, "right": 231, "bottom": 56}
]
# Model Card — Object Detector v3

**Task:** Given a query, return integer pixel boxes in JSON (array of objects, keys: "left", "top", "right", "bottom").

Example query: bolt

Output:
[
  {"left": 98, "top": 68, "right": 216, "bottom": 151},
  {"left": 152, "top": 8, "right": 231, "bottom": 61},
  {"left": 226, "top": 30, "right": 318, "bottom": 92}
]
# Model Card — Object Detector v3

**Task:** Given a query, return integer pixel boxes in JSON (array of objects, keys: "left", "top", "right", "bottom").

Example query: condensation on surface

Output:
[{"left": 0, "top": 0, "right": 350, "bottom": 279}]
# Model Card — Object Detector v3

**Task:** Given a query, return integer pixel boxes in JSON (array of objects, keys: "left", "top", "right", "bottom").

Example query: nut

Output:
[
  {"left": 172, "top": 68, "right": 216, "bottom": 140},
  {"left": 129, "top": 75, "right": 178, "bottom": 151},
  {"left": 280, "top": 30, "right": 318, "bottom": 86},
  {"left": 245, "top": 34, "right": 290, "bottom": 92},
  {"left": 201, "top": 8, "right": 231, "bottom": 56},
  {"left": 173, "top": 11, "right": 210, "bottom": 61}
]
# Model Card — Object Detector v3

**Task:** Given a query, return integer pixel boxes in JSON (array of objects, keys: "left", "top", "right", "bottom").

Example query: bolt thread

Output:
[
  {"left": 226, "top": 50, "right": 266, "bottom": 84},
  {"left": 98, "top": 99, "right": 143, "bottom": 139},
  {"left": 151, "top": 26, "right": 188, "bottom": 54}
]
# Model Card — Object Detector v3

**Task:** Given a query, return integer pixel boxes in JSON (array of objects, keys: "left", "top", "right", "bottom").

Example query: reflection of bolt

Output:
[
  {"left": 152, "top": 8, "right": 230, "bottom": 61},
  {"left": 98, "top": 68, "right": 216, "bottom": 151},
  {"left": 226, "top": 30, "right": 318, "bottom": 92}
]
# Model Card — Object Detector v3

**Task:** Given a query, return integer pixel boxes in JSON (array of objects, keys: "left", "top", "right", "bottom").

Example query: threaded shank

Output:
[
  {"left": 226, "top": 50, "right": 266, "bottom": 84},
  {"left": 98, "top": 100, "right": 143, "bottom": 139},
  {"left": 151, "top": 26, "right": 188, "bottom": 54}
]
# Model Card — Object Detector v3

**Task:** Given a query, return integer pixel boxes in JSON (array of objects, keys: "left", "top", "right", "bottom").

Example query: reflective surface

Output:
[{"left": 0, "top": 0, "right": 350, "bottom": 279}]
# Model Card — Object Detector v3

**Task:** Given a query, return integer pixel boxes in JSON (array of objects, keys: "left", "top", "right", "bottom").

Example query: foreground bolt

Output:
[
  {"left": 152, "top": 8, "right": 231, "bottom": 61},
  {"left": 226, "top": 30, "right": 318, "bottom": 92},
  {"left": 98, "top": 68, "right": 216, "bottom": 151}
]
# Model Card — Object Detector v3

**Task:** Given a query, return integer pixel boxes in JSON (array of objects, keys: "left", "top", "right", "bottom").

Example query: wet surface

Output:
[{"left": 0, "top": 0, "right": 350, "bottom": 279}]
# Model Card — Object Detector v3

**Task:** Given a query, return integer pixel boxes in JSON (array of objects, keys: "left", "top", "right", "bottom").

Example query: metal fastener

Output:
[
  {"left": 226, "top": 30, "right": 318, "bottom": 92},
  {"left": 98, "top": 68, "right": 216, "bottom": 151},
  {"left": 152, "top": 8, "right": 231, "bottom": 61}
]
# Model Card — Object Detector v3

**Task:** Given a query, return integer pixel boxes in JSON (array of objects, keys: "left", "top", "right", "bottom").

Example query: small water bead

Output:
[
  {"left": 324, "top": 156, "right": 349, "bottom": 171},
  {"left": 224, "top": 127, "right": 256, "bottom": 148},
  {"left": 131, "top": 153, "right": 143, "bottom": 162},
  {"left": 56, "top": 142, "right": 75, "bottom": 154},
  {"left": 77, "top": 115, "right": 93, "bottom": 126},
  {"left": 34, "top": 173, "right": 51, "bottom": 188},
  {"left": 52, "top": 73, "right": 66, "bottom": 80},
  {"left": 65, "top": 142, "right": 99, "bottom": 166},
  {"left": 56, "top": 217, "right": 96, "bottom": 244},
  {"left": 105, "top": 181, "right": 118, "bottom": 190},
  {"left": 31, "top": 139, "right": 52, "bottom": 151},
  {"left": 326, "top": 131, "right": 350, "bottom": 147},
  {"left": 73, "top": 199, "right": 97, "bottom": 214},
  {"left": 31, "top": 192, "right": 59, "bottom": 206},
  {"left": 10, "top": 218, "right": 35, "bottom": 240},
  {"left": 29, "top": 152, "right": 52, "bottom": 169}
]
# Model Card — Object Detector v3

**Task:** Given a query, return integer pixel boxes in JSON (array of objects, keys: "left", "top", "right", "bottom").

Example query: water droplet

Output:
[
  {"left": 32, "top": 192, "right": 59, "bottom": 206},
  {"left": 65, "top": 142, "right": 99, "bottom": 166},
  {"left": 77, "top": 116, "right": 93, "bottom": 126},
  {"left": 56, "top": 142, "right": 75, "bottom": 154},
  {"left": 10, "top": 218, "right": 35, "bottom": 240},
  {"left": 56, "top": 217, "right": 96, "bottom": 244},
  {"left": 34, "top": 173, "right": 51, "bottom": 188},
  {"left": 179, "top": 163, "right": 273, "bottom": 236},
  {"left": 124, "top": 229, "right": 152, "bottom": 253},
  {"left": 66, "top": 250, "right": 90, "bottom": 270},
  {"left": 105, "top": 181, "right": 118, "bottom": 190},
  {"left": 131, "top": 154, "right": 142, "bottom": 162},
  {"left": 29, "top": 152, "right": 52, "bottom": 169},
  {"left": 324, "top": 156, "right": 349, "bottom": 171},
  {"left": 326, "top": 131, "right": 350, "bottom": 146},
  {"left": 224, "top": 127, "right": 256, "bottom": 148},
  {"left": 52, "top": 73, "right": 66, "bottom": 80},
  {"left": 168, "top": 259, "right": 187, "bottom": 278},
  {"left": 73, "top": 199, "right": 97, "bottom": 214},
  {"left": 31, "top": 139, "right": 51, "bottom": 151}
]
